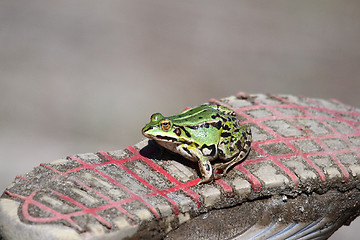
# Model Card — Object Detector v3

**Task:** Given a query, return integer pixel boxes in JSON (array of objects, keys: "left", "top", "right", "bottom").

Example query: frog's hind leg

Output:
[
  {"left": 214, "top": 124, "right": 252, "bottom": 178},
  {"left": 213, "top": 150, "right": 250, "bottom": 179}
]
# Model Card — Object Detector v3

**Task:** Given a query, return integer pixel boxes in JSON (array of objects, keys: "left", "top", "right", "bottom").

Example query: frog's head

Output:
[{"left": 142, "top": 113, "right": 180, "bottom": 143}]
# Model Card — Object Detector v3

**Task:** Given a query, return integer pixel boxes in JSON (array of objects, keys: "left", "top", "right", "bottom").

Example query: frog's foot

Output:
[
  {"left": 213, "top": 160, "right": 240, "bottom": 178},
  {"left": 213, "top": 162, "right": 227, "bottom": 171},
  {"left": 213, "top": 162, "right": 230, "bottom": 175},
  {"left": 197, "top": 176, "right": 214, "bottom": 185},
  {"left": 197, "top": 161, "right": 213, "bottom": 184},
  {"left": 212, "top": 156, "right": 243, "bottom": 180},
  {"left": 213, "top": 169, "right": 227, "bottom": 180},
  {"left": 214, "top": 145, "right": 251, "bottom": 177}
]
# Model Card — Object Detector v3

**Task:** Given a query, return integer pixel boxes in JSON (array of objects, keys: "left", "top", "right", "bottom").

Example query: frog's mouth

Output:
[
  {"left": 149, "top": 134, "right": 194, "bottom": 145},
  {"left": 154, "top": 135, "right": 178, "bottom": 142},
  {"left": 142, "top": 130, "right": 178, "bottom": 142}
]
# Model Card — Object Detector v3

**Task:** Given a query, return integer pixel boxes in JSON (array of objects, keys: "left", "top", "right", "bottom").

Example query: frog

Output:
[{"left": 142, "top": 104, "right": 252, "bottom": 184}]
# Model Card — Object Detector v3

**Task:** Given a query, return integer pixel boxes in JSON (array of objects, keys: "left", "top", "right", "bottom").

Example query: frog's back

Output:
[
  {"left": 168, "top": 105, "right": 234, "bottom": 125},
  {"left": 208, "top": 104, "right": 237, "bottom": 117}
]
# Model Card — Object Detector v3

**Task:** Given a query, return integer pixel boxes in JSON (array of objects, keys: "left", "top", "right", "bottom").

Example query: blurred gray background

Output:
[{"left": 0, "top": 0, "right": 359, "bottom": 238}]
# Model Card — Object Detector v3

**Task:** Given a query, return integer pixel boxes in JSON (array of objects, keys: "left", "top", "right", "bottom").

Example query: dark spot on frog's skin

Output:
[
  {"left": 222, "top": 124, "right": 231, "bottom": 131},
  {"left": 187, "top": 125, "right": 199, "bottom": 130},
  {"left": 211, "top": 114, "right": 220, "bottom": 119},
  {"left": 235, "top": 139, "right": 243, "bottom": 149},
  {"left": 222, "top": 140, "right": 230, "bottom": 145},
  {"left": 198, "top": 116, "right": 203, "bottom": 120},
  {"left": 204, "top": 163, "right": 210, "bottom": 171},
  {"left": 221, "top": 132, "right": 232, "bottom": 138},
  {"left": 245, "top": 140, "right": 251, "bottom": 146},
  {"left": 203, "top": 123, "right": 210, "bottom": 128},
  {"left": 211, "top": 121, "right": 222, "bottom": 130},
  {"left": 219, "top": 115, "right": 229, "bottom": 122},
  {"left": 174, "top": 128, "right": 181, "bottom": 136},
  {"left": 242, "top": 132, "right": 247, "bottom": 138},
  {"left": 175, "top": 125, "right": 192, "bottom": 138},
  {"left": 201, "top": 144, "right": 216, "bottom": 157},
  {"left": 218, "top": 149, "right": 225, "bottom": 158}
]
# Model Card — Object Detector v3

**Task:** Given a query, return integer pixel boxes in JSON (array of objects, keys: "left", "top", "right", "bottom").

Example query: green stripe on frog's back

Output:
[{"left": 168, "top": 105, "right": 225, "bottom": 126}]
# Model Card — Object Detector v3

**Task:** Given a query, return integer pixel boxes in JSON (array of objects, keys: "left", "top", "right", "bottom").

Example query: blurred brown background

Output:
[{"left": 0, "top": 0, "right": 359, "bottom": 238}]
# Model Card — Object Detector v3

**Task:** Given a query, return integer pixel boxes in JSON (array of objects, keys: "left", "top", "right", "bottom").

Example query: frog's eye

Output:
[
  {"left": 151, "top": 113, "right": 163, "bottom": 122},
  {"left": 160, "top": 120, "right": 172, "bottom": 131}
]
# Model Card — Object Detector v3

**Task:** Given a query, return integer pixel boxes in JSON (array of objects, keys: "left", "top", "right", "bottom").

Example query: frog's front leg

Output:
[
  {"left": 177, "top": 143, "right": 213, "bottom": 184},
  {"left": 197, "top": 158, "right": 213, "bottom": 184}
]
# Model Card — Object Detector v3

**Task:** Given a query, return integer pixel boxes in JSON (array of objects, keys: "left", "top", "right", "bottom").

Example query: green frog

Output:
[{"left": 142, "top": 104, "right": 252, "bottom": 184}]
